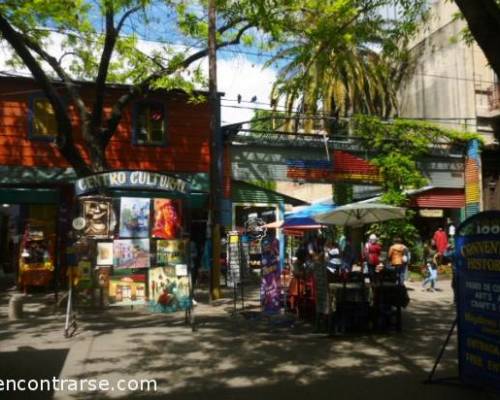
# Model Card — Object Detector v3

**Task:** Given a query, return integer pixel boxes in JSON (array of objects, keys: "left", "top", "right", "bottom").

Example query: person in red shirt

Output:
[
  {"left": 432, "top": 227, "right": 448, "bottom": 255},
  {"left": 364, "top": 234, "right": 382, "bottom": 278}
]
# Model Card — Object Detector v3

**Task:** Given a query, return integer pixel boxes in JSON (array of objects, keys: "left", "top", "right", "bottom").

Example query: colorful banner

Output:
[
  {"left": 464, "top": 140, "right": 481, "bottom": 218},
  {"left": 148, "top": 266, "right": 191, "bottom": 312},
  {"left": 152, "top": 199, "right": 182, "bottom": 239},
  {"left": 119, "top": 197, "right": 150, "bottom": 238},
  {"left": 260, "top": 248, "right": 281, "bottom": 314},
  {"left": 113, "top": 239, "right": 150, "bottom": 269},
  {"left": 455, "top": 211, "right": 500, "bottom": 392},
  {"left": 108, "top": 274, "right": 146, "bottom": 306}
]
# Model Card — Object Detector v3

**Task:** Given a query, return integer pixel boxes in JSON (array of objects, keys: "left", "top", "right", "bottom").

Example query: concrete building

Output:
[{"left": 398, "top": 0, "right": 500, "bottom": 211}]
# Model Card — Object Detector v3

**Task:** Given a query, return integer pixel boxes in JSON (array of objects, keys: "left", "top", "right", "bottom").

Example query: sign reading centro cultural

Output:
[
  {"left": 455, "top": 211, "right": 500, "bottom": 392},
  {"left": 75, "top": 171, "right": 189, "bottom": 196}
]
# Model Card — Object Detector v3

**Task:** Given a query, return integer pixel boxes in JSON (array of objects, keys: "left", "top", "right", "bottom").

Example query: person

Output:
[
  {"left": 364, "top": 234, "right": 382, "bottom": 278},
  {"left": 388, "top": 237, "right": 408, "bottom": 285},
  {"left": 432, "top": 227, "right": 448, "bottom": 255},
  {"left": 341, "top": 238, "right": 354, "bottom": 272},
  {"left": 422, "top": 251, "right": 439, "bottom": 292},
  {"left": 325, "top": 240, "right": 342, "bottom": 273}
]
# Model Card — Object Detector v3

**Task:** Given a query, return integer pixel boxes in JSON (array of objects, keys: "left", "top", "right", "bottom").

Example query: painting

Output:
[
  {"left": 108, "top": 274, "right": 146, "bottom": 306},
  {"left": 119, "top": 197, "right": 150, "bottom": 238},
  {"left": 152, "top": 199, "right": 182, "bottom": 239},
  {"left": 97, "top": 267, "right": 111, "bottom": 288},
  {"left": 148, "top": 266, "right": 191, "bottom": 312},
  {"left": 81, "top": 197, "right": 113, "bottom": 238},
  {"left": 113, "top": 239, "right": 150, "bottom": 269},
  {"left": 156, "top": 239, "right": 187, "bottom": 266},
  {"left": 96, "top": 242, "right": 113, "bottom": 265}
]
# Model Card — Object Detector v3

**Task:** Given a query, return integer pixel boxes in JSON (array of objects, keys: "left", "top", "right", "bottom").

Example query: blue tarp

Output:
[{"left": 284, "top": 202, "right": 336, "bottom": 227}]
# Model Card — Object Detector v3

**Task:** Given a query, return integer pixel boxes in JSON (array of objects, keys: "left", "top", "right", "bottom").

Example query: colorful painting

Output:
[
  {"left": 260, "top": 250, "right": 281, "bottom": 314},
  {"left": 148, "top": 266, "right": 191, "bottom": 312},
  {"left": 156, "top": 239, "right": 187, "bottom": 266},
  {"left": 96, "top": 242, "right": 114, "bottom": 265},
  {"left": 108, "top": 274, "right": 146, "bottom": 306},
  {"left": 119, "top": 197, "right": 150, "bottom": 238},
  {"left": 152, "top": 199, "right": 182, "bottom": 239},
  {"left": 97, "top": 267, "right": 111, "bottom": 288},
  {"left": 113, "top": 239, "right": 150, "bottom": 269},
  {"left": 81, "top": 197, "right": 113, "bottom": 238}
]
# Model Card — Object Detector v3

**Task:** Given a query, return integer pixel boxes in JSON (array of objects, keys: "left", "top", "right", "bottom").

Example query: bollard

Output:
[{"left": 8, "top": 294, "right": 24, "bottom": 320}]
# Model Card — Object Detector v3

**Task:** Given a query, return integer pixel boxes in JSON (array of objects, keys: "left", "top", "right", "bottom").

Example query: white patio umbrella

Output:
[{"left": 313, "top": 202, "right": 406, "bottom": 227}]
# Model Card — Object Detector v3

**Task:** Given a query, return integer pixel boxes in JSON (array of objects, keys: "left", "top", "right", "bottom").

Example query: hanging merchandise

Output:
[
  {"left": 152, "top": 199, "right": 182, "bottom": 239},
  {"left": 119, "top": 197, "right": 150, "bottom": 238},
  {"left": 80, "top": 197, "right": 114, "bottom": 238},
  {"left": 113, "top": 239, "right": 150, "bottom": 269}
]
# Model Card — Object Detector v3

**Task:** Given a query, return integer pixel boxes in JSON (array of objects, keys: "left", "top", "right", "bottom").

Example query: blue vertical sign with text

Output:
[{"left": 455, "top": 211, "right": 500, "bottom": 392}]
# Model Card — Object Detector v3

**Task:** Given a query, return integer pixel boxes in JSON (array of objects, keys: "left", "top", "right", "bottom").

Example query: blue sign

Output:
[{"left": 455, "top": 211, "right": 500, "bottom": 392}]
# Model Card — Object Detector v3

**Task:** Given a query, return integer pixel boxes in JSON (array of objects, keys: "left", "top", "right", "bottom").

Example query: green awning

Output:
[
  {"left": 231, "top": 181, "right": 307, "bottom": 206},
  {"left": 0, "top": 188, "right": 60, "bottom": 204}
]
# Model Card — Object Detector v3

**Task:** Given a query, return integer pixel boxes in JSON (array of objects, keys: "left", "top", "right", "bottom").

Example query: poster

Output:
[
  {"left": 108, "top": 274, "right": 146, "bottom": 306},
  {"left": 227, "top": 232, "right": 241, "bottom": 288},
  {"left": 97, "top": 267, "right": 111, "bottom": 288},
  {"left": 113, "top": 239, "right": 150, "bottom": 269},
  {"left": 96, "top": 242, "right": 114, "bottom": 265},
  {"left": 152, "top": 199, "right": 182, "bottom": 239},
  {"left": 119, "top": 197, "right": 150, "bottom": 238},
  {"left": 156, "top": 239, "right": 187, "bottom": 266},
  {"left": 455, "top": 211, "right": 500, "bottom": 392},
  {"left": 81, "top": 197, "right": 112, "bottom": 238},
  {"left": 76, "top": 260, "right": 92, "bottom": 289},
  {"left": 149, "top": 266, "right": 191, "bottom": 312},
  {"left": 260, "top": 249, "right": 281, "bottom": 314}
]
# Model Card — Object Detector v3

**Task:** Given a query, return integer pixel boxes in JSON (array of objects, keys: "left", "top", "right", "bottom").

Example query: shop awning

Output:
[{"left": 409, "top": 188, "right": 465, "bottom": 208}]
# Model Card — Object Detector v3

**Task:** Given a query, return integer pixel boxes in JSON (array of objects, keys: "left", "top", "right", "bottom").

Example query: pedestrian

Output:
[
  {"left": 432, "top": 226, "right": 448, "bottom": 255},
  {"left": 364, "top": 234, "right": 382, "bottom": 279},
  {"left": 388, "top": 237, "right": 409, "bottom": 285},
  {"left": 325, "top": 240, "right": 342, "bottom": 273},
  {"left": 422, "top": 251, "right": 439, "bottom": 292},
  {"left": 341, "top": 238, "right": 354, "bottom": 272}
]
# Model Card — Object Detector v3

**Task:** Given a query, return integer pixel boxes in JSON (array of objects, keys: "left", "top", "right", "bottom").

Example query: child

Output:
[{"left": 422, "top": 251, "right": 439, "bottom": 292}]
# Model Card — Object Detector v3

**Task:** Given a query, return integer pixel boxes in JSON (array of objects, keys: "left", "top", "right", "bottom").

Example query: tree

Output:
[
  {"left": 266, "top": 0, "right": 429, "bottom": 132},
  {"left": 0, "top": 0, "right": 301, "bottom": 176},
  {"left": 454, "top": 0, "right": 500, "bottom": 80}
]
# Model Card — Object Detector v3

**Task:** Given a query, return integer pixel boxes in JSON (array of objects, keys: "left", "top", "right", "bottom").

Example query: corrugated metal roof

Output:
[
  {"left": 409, "top": 188, "right": 465, "bottom": 208},
  {"left": 231, "top": 180, "right": 307, "bottom": 206}
]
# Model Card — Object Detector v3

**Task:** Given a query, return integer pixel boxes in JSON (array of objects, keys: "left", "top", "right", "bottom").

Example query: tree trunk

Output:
[{"left": 454, "top": 0, "right": 500, "bottom": 79}]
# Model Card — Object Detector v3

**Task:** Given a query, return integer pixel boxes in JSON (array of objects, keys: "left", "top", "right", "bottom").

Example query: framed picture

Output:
[
  {"left": 156, "top": 239, "right": 187, "bottom": 266},
  {"left": 81, "top": 197, "right": 113, "bottom": 238},
  {"left": 119, "top": 197, "right": 150, "bottom": 238},
  {"left": 149, "top": 266, "right": 191, "bottom": 312},
  {"left": 152, "top": 199, "right": 182, "bottom": 239},
  {"left": 109, "top": 274, "right": 146, "bottom": 306},
  {"left": 113, "top": 239, "right": 150, "bottom": 269},
  {"left": 96, "top": 242, "right": 113, "bottom": 265}
]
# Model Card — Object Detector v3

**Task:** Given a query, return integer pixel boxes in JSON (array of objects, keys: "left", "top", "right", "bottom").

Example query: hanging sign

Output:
[
  {"left": 75, "top": 171, "right": 189, "bottom": 196},
  {"left": 455, "top": 211, "right": 500, "bottom": 392}
]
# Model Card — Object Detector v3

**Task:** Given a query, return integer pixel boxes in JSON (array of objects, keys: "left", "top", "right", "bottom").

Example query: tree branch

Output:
[
  {"left": 103, "top": 22, "right": 255, "bottom": 145},
  {"left": 0, "top": 13, "right": 90, "bottom": 176}
]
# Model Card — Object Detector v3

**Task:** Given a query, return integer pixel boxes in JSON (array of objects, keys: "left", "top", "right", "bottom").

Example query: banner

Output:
[
  {"left": 455, "top": 211, "right": 500, "bottom": 392},
  {"left": 260, "top": 246, "right": 281, "bottom": 314}
]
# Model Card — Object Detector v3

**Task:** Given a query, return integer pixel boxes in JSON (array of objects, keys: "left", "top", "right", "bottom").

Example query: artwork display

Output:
[
  {"left": 156, "top": 239, "right": 187, "bottom": 266},
  {"left": 108, "top": 274, "right": 146, "bottom": 306},
  {"left": 81, "top": 198, "right": 113, "bottom": 238},
  {"left": 152, "top": 199, "right": 182, "bottom": 239},
  {"left": 97, "top": 267, "right": 111, "bottom": 288},
  {"left": 96, "top": 242, "right": 114, "bottom": 265},
  {"left": 119, "top": 197, "right": 150, "bottom": 238},
  {"left": 148, "top": 266, "right": 191, "bottom": 312},
  {"left": 113, "top": 239, "right": 150, "bottom": 269}
]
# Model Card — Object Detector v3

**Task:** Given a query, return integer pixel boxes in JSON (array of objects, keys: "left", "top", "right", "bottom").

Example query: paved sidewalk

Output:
[{"left": 0, "top": 280, "right": 498, "bottom": 400}]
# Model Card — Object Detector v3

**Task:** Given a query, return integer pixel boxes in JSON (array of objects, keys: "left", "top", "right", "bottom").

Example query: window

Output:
[
  {"left": 30, "top": 97, "right": 57, "bottom": 139},
  {"left": 134, "top": 102, "right": 166, "bottom": 145}
]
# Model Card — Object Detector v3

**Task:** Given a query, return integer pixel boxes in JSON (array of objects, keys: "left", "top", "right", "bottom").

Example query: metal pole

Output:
[{"left": 208, "top": 0, "right": 221, "bottom": 300}]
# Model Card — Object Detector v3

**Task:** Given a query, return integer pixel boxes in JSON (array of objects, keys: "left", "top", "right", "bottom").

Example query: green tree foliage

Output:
[
  {"left": 0, "top": 0, "right": 310, "bottom": 175},
  {"left": 266, "top": 0, "right": 429, "bottom": 132}
]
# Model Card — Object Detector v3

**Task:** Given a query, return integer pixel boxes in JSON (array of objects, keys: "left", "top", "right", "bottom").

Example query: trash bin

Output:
[{"left": 8, "top": 294, "right": 24, "bottom": 320}]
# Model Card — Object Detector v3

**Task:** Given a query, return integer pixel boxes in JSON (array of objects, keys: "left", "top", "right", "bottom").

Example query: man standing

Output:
[{"left": 432, "top": 227, "right": 448, "bottom": 255}]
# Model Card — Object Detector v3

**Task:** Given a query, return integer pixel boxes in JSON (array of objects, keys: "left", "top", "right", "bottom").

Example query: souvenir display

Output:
[
  {"left": 119, "top": 197, "right": 150, "bottom": 238},
  {"left": 152, "top": 199, "right": 182, "bottom": 239},
  {"left": 149, "top": 266, "right": 191, "bottom": 312},
  {"left": 81, "top": 198, "right": 113, "bottom": 238},
  {"left": 96, "top": 242, "right": 114, "bottom": 265},
  {"left": 156, "top": 239, "right": 187, "bottom": 266},
  {"left": 108, "top": 274, "right": 146, "bottom": 306},
  {"left": 113, "top": 239, "right": 150, "bottom": 269}
]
